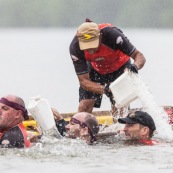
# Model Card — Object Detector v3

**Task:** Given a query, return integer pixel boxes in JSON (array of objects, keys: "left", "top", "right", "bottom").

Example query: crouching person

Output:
[
  {"left": 0, "top": 95, "right": 31, "bottom": 148},
  {"left": 53, "top": 110, "right": 99, "bottom": 144}
]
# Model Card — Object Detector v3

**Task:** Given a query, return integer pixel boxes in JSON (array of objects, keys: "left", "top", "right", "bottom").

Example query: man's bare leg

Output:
[
  {"left": 111, "top": 105, "right": 130, "bottom": 123},
  {"left": 78, "top": 99, "right": 95, "bottom": 113}
]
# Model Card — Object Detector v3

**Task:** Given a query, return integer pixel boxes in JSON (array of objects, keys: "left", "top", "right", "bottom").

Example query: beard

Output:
[{"left": 65, "top": 129, "right": 80, "bottom": 139}]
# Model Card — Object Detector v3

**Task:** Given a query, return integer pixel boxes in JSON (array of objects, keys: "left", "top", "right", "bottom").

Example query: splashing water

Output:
[{"left": 131, "top": 73, "right": 173, "bottom": 141}]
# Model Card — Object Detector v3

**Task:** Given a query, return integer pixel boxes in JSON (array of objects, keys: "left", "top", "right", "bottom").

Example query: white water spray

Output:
[{"left": 131, "top": 73, "right": 173, "bottom": 140}]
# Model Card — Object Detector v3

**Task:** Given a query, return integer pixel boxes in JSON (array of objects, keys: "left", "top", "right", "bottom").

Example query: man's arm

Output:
[
  {"left": 52, "top": 108, "right": 67, "bottom": 136},
  {"left": 103, "top": 27, "right": 146, "bottom": 71},
  {"left": 77, "top": 73, "right": 104, "bottom": 94},
  {"left": 131, "top": 49, "right": 146, "bottom": 70}
]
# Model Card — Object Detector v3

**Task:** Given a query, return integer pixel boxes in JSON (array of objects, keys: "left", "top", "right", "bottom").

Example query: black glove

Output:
[
  {"left": 126, "top": 64, "right": 138, "bottom": 74},
  {"left": 104, "top": 84, "right": 115, "bottom": 105},
  {"left": 55, "top": 119, "right": 67, "bottom": 136}
]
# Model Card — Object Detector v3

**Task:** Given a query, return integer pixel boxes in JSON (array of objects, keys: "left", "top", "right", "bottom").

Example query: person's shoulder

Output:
[
  {"left": 101, "top": 25, "right": 123, "bottom": 34},
  {"left": 70, "top": 35, "right": 81, "bottom": 52},
  {"left": 101, "top": 26, "right": 126, "bottom": 44},
  {"left": 2, "top": 125, "right": 22, "bottom": 138},
  {"left": 0, "top": 126, "right": 24, "bottom": 148},
  {"left": 70, "top": 35, "right": 78, "bottom": 47}
]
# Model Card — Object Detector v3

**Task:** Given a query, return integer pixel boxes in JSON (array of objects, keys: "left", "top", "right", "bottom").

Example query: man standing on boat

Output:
[{"left": 69, "top": 19, "right": 146, "bottom": 113}]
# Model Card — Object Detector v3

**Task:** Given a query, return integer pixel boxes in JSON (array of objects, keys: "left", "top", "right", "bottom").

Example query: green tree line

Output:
[{"left": 0, "top": 0, "right": 173, "bottom": 28}]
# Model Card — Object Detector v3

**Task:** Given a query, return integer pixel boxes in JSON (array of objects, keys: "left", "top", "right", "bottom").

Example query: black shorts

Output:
[{"left": 79, "top": 60, "right": 131, "bottom": 108}]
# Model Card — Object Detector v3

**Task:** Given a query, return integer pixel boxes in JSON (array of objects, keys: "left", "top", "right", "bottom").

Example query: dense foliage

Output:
[{"left": 0, "top": 0, "right": 172, "bottom": 28}]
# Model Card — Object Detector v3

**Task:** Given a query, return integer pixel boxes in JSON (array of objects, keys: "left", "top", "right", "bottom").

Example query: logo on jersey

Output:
[
  {"left": 116, "top": 36, "right": 123, "bottom": 44},
  {"left": 95, "top": 57, "right": 105, "bottom": 62},
  {"left": 1, "top": 139, "right": 10, "bottom": 145},
  {"left": 71, "top": 55, "right": 79, "bottom": 61}
]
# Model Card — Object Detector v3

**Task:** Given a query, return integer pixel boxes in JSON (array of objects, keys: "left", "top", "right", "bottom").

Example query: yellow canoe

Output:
[
  {"left": 23, "top": 110, "right": 113, "bottom": 127},
  {"left": 23, "top": 106, "right": 173, "bottom": 136},
  {"left": 23, "top": 110, "right": 113, "bottom": 137}
]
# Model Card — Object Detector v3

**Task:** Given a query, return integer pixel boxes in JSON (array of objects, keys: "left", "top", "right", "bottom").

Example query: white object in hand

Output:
[{"left": 110, "top": 71, "right": 138, "bottom": 108}]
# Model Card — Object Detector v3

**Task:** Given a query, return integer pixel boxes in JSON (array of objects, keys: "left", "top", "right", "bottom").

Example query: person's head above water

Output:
[
  {"left": 0, "top": 95, "right": 28, "bottom": 132},
  {"left": 118, "top": 111, "right": 156, "bottom": 140},
  {"left": 65, "top": 112, "right": 99, "bottom": 144}
]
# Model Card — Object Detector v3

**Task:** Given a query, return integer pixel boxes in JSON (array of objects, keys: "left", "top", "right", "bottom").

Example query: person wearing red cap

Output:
[
  {"left": 0, "top": 95, "right": 31, "bottom": 148},
  {"left": 118, "top": 111, "right": 157, "bottom": 145},
  {"left": 69, "top": 19, "right": 146, "bottom": 113}
]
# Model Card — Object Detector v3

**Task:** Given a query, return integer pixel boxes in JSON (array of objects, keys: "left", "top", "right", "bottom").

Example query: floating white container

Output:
[
  {"left": 109, "top": 71, "right": 138, "bottom": 108},
  {"left": 27, "top": 96, "right": 55, "bottom": 131}
]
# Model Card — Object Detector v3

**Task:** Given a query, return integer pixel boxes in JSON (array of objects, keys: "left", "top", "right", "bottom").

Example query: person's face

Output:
[
  {"left": 65, "top": 115, "right": 88, "bottom": 140},
  {"left": 123, "top": 123, "right": 145, "bottom": 140},
  {"left": 0, "top": 103, "right": 19, "bottom": 131},
  {"left": 65, "top": 121, "right": 81, "bottom": 139},
  {"left": 85, "top": 47, "right": 99, "bottom": 54},
  {"left": 84, "top": 35, "right": 101, "bottom": 54}
]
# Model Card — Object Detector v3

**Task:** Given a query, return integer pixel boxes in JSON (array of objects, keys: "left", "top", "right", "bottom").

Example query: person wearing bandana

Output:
[
  {"left": 54, "top": 111, "right": 99, "bottom": 144},
  {"left": 0, "top": 95, "right": 31, "bottom": 148}
]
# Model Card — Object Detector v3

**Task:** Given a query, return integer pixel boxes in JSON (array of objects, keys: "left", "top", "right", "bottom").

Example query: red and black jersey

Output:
[
  {"left": 139, "top": 139, "right": 159, "bottom": 145},
  {"left": 0, "top": 123, "right": 31, "bottom": 148},
  {"left": 70, "top": 24, "right": 136, "bottom": 75}
]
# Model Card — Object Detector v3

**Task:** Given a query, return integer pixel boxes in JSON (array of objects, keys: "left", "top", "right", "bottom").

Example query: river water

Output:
[
  {"left": 0, "top": 28, "right": 173, "bottom": 172},
  {"left": 1, "top": 136, "right": 173, "bottom": 173}
]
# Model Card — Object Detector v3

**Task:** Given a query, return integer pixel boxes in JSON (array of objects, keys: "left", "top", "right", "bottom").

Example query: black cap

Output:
[{"left": 118, "top": 111, "right": 156, "bottom": 131}]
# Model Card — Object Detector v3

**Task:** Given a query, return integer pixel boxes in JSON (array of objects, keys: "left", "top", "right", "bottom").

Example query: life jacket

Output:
[
  {"left": 18, "top": 123, "right": 31, "bottom": 147},
  {"left": 84, "top": 23, "right": 130, "bottom": 74},
  {"left": 0, "top": 133, "right": 3, "bottom": 139},
  {"left": 0, "top": 123, "right": 31, "bottom": 148}
]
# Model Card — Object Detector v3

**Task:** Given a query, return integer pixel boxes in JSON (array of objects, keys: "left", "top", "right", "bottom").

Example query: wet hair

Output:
[
  {"left": 139, "top": 124, "right": 154, "bottom": 138},
  {"left": 84, "top": 113, "right": 99, "bottom": 136},
  {"left": 14, "top": 96, "right": 25, "bottom": 107},
  {"left": 148, "top": 129, "right": 154, "bottom": 138},
  {"left": 4, "top": 95, "right": 25, "bottom": 107},
  {"left": 85, "top": 18, "right": 93, "bottom": 22},
  {"left": 3, "top": 95, "right": 28, "bottom": 120}
]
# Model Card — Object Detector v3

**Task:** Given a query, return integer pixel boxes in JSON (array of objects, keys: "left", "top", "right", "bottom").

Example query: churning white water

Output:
[
  {"left": 131, "top": 73, "right": 173, "bottom": 140},
  {"left": 1, "top": 29, "right": 173, "bottom": 172}
]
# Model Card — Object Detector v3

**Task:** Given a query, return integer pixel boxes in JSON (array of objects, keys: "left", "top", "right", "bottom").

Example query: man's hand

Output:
[
  {"left": 51, "top": 107, "right": 63, "bottom": 121},
  {"left": 104, "top": 84, "right": 115, "bottom": 105},
  {"left": 126, "top": 64, "right": 138, "bottom": 73},
  {"left": 104, "top": 83, "right": 112, "bottom": 97}
]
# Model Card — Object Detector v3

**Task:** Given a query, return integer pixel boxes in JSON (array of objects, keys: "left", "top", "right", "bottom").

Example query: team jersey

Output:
[
  {"left": 70, "top": 24, "right": 136, "bottom": 75},
  {"left": 0, "top": 123, "right": 31, "bottom": 148},
  {"left": 139, "top": 139, "right": 159, "bottom": 145}
]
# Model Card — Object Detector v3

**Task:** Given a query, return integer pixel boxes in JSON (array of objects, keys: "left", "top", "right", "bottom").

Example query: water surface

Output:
[{"left": 0, "top": 29, "right": 173, "bottom": 172}]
